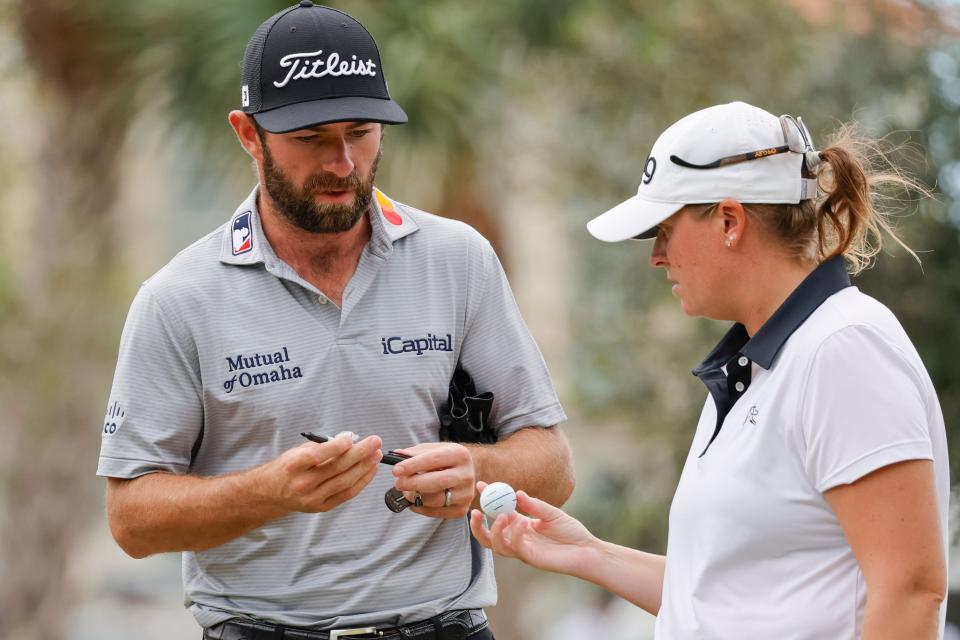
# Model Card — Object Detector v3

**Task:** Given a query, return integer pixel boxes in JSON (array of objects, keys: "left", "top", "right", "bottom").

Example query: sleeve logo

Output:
[{"left": 103, "top": 400, "right": 125, "bottom": 436}]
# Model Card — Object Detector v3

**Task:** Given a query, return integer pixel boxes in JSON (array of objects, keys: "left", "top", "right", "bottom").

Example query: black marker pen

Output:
[{"left": 300, "top": 431, "right": 411, "bottom": 465}]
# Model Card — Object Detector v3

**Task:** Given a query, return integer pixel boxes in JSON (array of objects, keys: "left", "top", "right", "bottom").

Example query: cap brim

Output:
[
  {"left": 586, "top": 195, "right": 683, "bottom": 242},
  {"left": 253, "top": 97, "right": 408, "bottom": 133}
]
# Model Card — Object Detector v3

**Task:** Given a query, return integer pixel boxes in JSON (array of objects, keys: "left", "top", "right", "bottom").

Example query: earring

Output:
[{"left": 725, "top": 235, "right": 734, "bottom": 248}]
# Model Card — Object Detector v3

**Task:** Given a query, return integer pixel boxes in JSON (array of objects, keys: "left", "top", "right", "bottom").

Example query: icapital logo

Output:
[
  {"left": 223, "top": 346, "right": 302, "bottom": 393},
  {"left": 381, "top": 333, "right": 454, "bottom": 356}
]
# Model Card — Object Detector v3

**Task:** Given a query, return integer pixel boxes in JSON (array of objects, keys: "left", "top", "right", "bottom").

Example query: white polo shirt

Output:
[{"left": 656, "top": 257, "right": 949, "bottom": 640}]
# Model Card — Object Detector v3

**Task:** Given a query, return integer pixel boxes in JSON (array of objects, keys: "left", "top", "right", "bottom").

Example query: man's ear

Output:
[
  {"left": 716, "top": 198, "right": 747, "bottom": 246},
  {"left": 228, "top": 111, "right": 265, "bottom": 162}
]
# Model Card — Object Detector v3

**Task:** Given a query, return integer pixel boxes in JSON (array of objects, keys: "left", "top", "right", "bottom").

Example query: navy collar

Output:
[{"left": 693, "top": 255, "right": 852, "bottom": 375}]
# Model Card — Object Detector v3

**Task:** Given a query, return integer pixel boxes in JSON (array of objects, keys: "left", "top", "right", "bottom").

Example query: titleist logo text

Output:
[{"left": 274, "top": 49, "right": 377, "bottom": 88}]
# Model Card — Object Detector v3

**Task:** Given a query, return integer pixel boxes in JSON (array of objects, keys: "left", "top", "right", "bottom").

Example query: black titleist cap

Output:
[{"left": 241, "top": 0, "right": 407, "bottom": 133}]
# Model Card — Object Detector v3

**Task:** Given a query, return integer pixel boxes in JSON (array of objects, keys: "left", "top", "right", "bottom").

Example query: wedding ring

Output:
[
  {"left": 414, "top": 492, "right": 423, "bottom": 507},
  {"left": 443, "top": 488, "right": 453, "bottom": 508}
]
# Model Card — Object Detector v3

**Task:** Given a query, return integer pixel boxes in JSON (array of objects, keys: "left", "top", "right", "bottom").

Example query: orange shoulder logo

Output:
[{"left": 375, "top": 189, "right": 403, "bottom": 226}]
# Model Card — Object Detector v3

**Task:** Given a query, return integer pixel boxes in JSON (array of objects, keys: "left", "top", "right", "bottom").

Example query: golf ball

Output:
[{"left": 480, "top": 482, "right": 517, "bottom": 518}]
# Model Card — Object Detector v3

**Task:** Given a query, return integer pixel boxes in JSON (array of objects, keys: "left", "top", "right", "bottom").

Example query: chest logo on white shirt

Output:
[
  {"left": 744, "top": 404, "right": 759, "bottom": 426},
  {"left": 223, "top": 346, "right": 302, "bottom": 393}
]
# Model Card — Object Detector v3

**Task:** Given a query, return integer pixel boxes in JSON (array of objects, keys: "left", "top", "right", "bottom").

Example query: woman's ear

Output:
[{"left": 716, "top": 199, "right": 746, "bottom": 247}]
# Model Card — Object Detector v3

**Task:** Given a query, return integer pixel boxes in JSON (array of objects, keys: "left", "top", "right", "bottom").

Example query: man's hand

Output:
[
  {"left": 264, "top": 433, "right": 383, "bottom": 513},
  {"left": 391, "top": 442, "right": 475, "bottom": 518},
  {"left": 106, "top": 433, "right": 384, "bottom": 557}
]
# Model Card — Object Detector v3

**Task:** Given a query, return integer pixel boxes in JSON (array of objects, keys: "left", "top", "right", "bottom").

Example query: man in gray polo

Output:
[{"left": 97, "top": 3, "right": 573, "bottom": 639}]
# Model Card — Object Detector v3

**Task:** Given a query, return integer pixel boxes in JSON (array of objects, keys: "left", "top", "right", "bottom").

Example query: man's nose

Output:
[{"left": 320, "top": 137, "right": 355, "bottom": 178}]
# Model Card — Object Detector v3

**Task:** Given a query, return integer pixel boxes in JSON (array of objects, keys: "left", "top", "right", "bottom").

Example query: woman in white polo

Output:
[{"left": 470, "top": 102, "right": 949, "bottom": 639}]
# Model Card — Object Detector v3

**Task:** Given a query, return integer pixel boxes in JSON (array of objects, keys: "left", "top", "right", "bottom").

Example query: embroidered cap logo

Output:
[{"left": 274, "top": 49, "right": 378, "bottom": 89}]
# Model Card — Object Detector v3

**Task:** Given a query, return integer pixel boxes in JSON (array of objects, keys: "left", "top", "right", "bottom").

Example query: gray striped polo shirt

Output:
[{"left": 96, "top": 187, "right": 566, "bottom": 629}]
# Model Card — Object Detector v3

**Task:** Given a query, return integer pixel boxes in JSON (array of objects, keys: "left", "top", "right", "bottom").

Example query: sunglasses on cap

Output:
[{"left": 670, "top": 115, "right": 815, "bottom": 170}]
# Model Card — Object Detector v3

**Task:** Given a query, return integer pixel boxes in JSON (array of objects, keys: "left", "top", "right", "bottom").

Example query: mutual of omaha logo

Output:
[
  {"left": 232, "top": 211, "right": 253, "bottom": 255},
  {"left": 381, "top": 333, "right": 454, "bottom": 356},
  {"left": 223, "top": 346, "right": 302, "bottom": 394},
  {"left": 103, "top": 400, "right": 125, "bottom": 436},
  {"left": 274, "top": 49, "right": 378, "bottom": 89}
]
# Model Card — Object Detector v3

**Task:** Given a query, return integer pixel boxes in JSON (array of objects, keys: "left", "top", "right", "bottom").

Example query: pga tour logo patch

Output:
[{"left": 232, "top": 211, "right": 253, "bottom": 255}]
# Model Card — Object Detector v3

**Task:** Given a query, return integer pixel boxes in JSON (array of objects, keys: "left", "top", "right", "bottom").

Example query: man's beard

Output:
[{"left": 261, "top": 142, "right": 380, "bottom": 234}]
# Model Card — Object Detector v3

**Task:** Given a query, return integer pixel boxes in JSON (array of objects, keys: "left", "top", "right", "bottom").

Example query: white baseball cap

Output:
[{"left": 587, "top": 101, "right": 820, "bottom": 242}]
